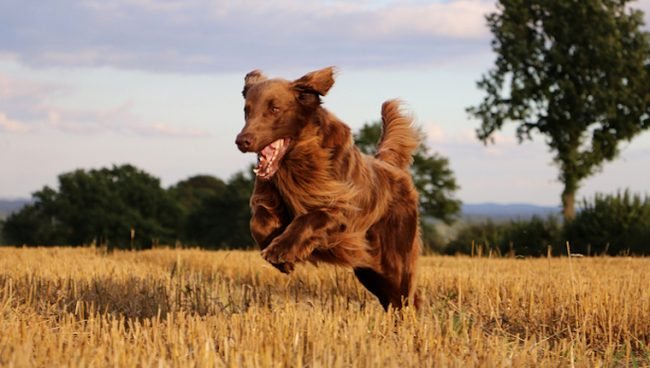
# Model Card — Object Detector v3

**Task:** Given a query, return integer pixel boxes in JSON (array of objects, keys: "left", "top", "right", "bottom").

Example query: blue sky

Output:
[{"left": 1, "top": 0, "right": 649, "bottom": 206}]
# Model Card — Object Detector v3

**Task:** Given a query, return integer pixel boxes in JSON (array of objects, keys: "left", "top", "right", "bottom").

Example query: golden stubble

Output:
[{"left": 0, "top": 247, "right": 649, "bottom": 367}]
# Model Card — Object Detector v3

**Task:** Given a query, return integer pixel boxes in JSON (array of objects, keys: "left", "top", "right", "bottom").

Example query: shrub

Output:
[
  {"left": 446, "top": 216, "right": 563, "bottom": 257},
  {"left": 565, "top": 190, "right": 650, "bottom": 255}
]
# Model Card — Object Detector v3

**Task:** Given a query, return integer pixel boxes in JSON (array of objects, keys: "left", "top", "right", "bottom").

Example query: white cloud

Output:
[
  {"left": 363, "top": 1, "right": 493, "bottom": 40},
  {"left": 0, "top": 73, "right": 60, "bottom": 101},
  {"left": 0, "top": 112, "right": 31, "bottom": 133},
  {"left": 3, "top": 0, "right": 648, "bottom": 73},
  {"left": 131, "top": 122, "right": 210, "bottom": 138},
  {"left": 0, "top": 0, "right": 495, "bottom": 73},
  {"left": 44, "top": 102, "right": 210, "bottom": 138},
  {"left": 423, "top": 121, "right": 447, "bottom": 144},
  {"left": 0, "top": 72, "right": 209, "bottom": 138}
]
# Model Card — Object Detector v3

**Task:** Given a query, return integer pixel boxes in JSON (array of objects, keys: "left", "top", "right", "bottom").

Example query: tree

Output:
[
  {"left": 178, "top": 170, "right": 254, "bottom": 248},
  {"left": 564, "top": 190, "right": 650, "bottom": 255},
  {"left": 2, "top": 164, "right": 180, "bottom": 248},
  {"left": 467, "top": 0, "right": 650, "bottom": 220},
  {"left": 168, "top": 175, "right": 227, "bottom": 242},
  {"left": 354, "top": 121, "right": 462, "bottom": 249}
]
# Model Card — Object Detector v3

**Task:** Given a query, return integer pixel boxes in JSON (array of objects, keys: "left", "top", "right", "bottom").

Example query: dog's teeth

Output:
[{"left": 253, "top": 168, "right": 259, "bottom": 175}]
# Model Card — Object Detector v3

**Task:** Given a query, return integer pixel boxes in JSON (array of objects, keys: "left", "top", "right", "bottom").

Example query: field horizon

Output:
[{"left": 1, "top": 247, "right": 649, "bottom": 367}]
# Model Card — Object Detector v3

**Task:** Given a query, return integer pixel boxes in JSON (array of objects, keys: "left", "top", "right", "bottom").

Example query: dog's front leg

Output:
[
  {"left": 250, "top": 180, "right": 293, "bottom": 273},
  {"left": 261, "top": 209, "right": 341, "bottom": 265}
]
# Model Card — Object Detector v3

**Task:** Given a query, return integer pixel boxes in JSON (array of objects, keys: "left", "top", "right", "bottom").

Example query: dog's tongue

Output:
[
  {"left": 260, "top": 144, "right": 276, "bottom": 161},
  {"left": 253, "top": 139, "right": 287, "bottom": 179}
]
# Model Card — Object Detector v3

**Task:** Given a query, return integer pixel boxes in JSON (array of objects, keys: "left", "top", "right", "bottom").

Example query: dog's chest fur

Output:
[
  {"left": 273, "top": 152, "right": 355, "bottom": 216},
  {"left": 271, "top": 129, "right": 360, "bottom": 217}
]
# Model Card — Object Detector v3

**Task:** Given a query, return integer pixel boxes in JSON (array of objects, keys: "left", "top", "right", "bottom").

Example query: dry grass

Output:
[{"left": 0, "top": 247, "right": 649, "bottom": 367}]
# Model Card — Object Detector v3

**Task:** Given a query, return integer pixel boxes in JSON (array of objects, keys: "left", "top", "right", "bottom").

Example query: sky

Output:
[{"left": 1, "top": 0, "right": 649, "bottom": 206}]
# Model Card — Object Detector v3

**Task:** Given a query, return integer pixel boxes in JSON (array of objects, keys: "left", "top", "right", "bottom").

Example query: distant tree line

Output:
[
  {"left": 1, "top": 164, "right": 254, "bottom": 250},
  {"left": 446, "top": 190, "right": 650, "bottom": 256},
  {"left": 1, "top": 121, "right": 462, "bottom": 251}
]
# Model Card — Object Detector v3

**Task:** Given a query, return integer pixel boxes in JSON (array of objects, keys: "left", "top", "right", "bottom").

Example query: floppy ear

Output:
[
  {"left": 242, "top": 70, "right": 268, "bottom": 97},
  {"left": 292, "top": 66, "right": 336, "bottom": 96}
]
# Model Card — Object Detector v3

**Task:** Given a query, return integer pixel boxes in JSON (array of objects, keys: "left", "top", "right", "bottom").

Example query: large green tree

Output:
[
  {"left": 168, "top": 175, "right": 227, "bottom": 242},
  {"left": 2, "top": 164, "right": 180, "bottom": 248},
  {"left": 174, "top": 171, "right": 254, "bottom": 248},
  {"left": 467, "top": 0, "right": 650, "bottom": 220}
]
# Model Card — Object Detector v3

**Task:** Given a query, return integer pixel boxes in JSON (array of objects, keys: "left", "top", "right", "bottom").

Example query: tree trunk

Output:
[
  {"left": 562, "top": 188, "right": 576, "bottom": 221},
  {"left": 560, "top": 139, "right": 580, "bottom": 222}
]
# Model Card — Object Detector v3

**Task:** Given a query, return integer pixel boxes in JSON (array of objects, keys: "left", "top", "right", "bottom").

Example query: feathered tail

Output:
[{"left": 376, "top": 99, "right": 419, "bottom": 170}]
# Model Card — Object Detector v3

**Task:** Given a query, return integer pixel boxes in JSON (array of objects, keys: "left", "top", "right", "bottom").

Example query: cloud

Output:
[
  {"left": 423, "top": 121, "right": 446, "bottom": 144},
  {"left": 130, "top": 122, "right": 210, "bottom": 138},
  {"left": 0, "top": 0, "right": 494, "bottom": 73},
  {"left": 0, "top": 73, "right": 64, "bottom": 126},
  {"left": 0, "top": 72, "right": 62, "bottom": 108},
  {"left": 0, "top": 73, "right": 209, "bottom": 138},
  {"left": 45, "top": 102, "right": 210, "bottom": 138},
  {"left": 0, "top": 112, "right": 31, "bottom": 133}
]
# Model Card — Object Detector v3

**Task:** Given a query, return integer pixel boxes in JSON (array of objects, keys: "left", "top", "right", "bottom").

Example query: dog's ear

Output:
[
  {"left": 292, "top": 67, "right": 336, "bottom": 96},
  {"left": 242, "top": 70, "right": 268, "bottom": 98}
]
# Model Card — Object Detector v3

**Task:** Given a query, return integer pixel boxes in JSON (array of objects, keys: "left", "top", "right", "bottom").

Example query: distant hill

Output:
[
  {"left": 1, "top": 199, "right": 560, "bottom": 221},
  {"left": 0, "top": 199, "right": 30, "bottom": 220},
  {"left": 0, "top": 199, "right": 559, "bottom": 247},
  {"left": 461, "top": 203, "right": 560, "bottom": 221}
]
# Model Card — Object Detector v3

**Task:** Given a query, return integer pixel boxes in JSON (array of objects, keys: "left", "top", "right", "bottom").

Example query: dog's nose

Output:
[{"left": 235, "top": 132, "right": 254, "bottom": 152}]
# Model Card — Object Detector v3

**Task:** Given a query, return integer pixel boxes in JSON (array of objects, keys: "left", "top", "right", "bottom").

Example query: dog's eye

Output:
[
  {"left": 271, "top": 106, "right": 280, "bottom": 114},
  {"left": 244, "top": 106, "right": 250, "bottom": 119}
]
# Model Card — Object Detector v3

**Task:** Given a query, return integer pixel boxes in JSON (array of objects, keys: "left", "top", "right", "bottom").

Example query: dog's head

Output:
[{"left": 235, "top": 67, "right": 336, "bottom": 180}]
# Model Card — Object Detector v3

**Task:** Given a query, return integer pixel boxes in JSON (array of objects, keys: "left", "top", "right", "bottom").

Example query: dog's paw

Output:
[
  {"left": 261, "top": 244, "right": 295, "bottom": 274},
  {"left": 272, "top": 262, "right": 295, "bottom": 274},
  {"left": 261, "top": 241, "right": 290, "bottom": 264}
]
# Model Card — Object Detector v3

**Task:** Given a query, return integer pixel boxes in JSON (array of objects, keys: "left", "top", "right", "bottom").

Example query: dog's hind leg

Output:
[
  {"left": 353, "top": 267, "right": 392, "bottom": 310},
  {"left": 354, "top": 267, "right": 418, "bottom": 311},
  {"left": 362, "top": 198, "right": 421, "bottom": 310}
]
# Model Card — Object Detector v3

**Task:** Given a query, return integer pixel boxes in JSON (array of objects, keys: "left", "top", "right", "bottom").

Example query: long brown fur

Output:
[{"left": 235, "top": 67, "right": 421, "bottom": 310}]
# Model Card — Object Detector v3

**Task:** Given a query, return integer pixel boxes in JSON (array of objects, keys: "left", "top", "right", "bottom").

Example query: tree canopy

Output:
[
  {"left": 2, "top": 165, "right": 256, "bottom": 249},
  {"left": 174, "top": 171, "right": 254, "bottom": 248},
  {"left": 3, "top": 164, "right": 181, "bottom": 248},
  {"left": 467, "top": 0, "right": 650, "bottom": 219}
]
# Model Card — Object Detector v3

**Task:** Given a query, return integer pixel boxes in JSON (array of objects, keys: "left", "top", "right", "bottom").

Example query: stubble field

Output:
[{"left": 0, "top": 247, "right": 649, "bottom": 367}]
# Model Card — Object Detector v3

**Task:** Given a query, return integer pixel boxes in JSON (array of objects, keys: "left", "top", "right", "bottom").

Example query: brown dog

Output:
[{"left": 235, "top": 67, "right": 421, "bottom": 310}]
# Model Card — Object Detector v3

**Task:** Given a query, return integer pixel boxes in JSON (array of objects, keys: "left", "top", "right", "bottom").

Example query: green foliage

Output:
[
  {"left": 446, "top": 220, "right": 503, "bottom": 255},
  {"left": 419, "top": 220, "right": 449, "bottom": 254},
  {"left": 168, "top": 175, "right": 227, "bottom": 242},
  {"left": 179, "top": 170, "right": 254, "bottom": 249},
  {"left": 353, "top": 121, "right": 462, "bottom": 224},
  {"left": 446, "top": 216, "right": 563, "bottom": 256},
  {"left": 468, "top": 0, "right": 650, "bottom": 220},
  {"left": 2, "top": 165, "right": 181, "bottom": 248},
  {"left": 565, "top": 190, "right": 650, "bottom": 255},
  {"left": 503, "top": 216, "right": 563, "bottom": 256}
]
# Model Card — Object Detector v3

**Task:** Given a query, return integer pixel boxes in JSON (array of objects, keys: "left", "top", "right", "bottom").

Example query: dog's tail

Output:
[{"left": 376, "top": 100, "right": 419, "bottom": 170}]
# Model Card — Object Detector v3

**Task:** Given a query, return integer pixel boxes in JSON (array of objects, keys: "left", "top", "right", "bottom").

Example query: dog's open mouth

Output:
[{"left": 253, "top": 138, "right": 291, "bottom": 180}]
